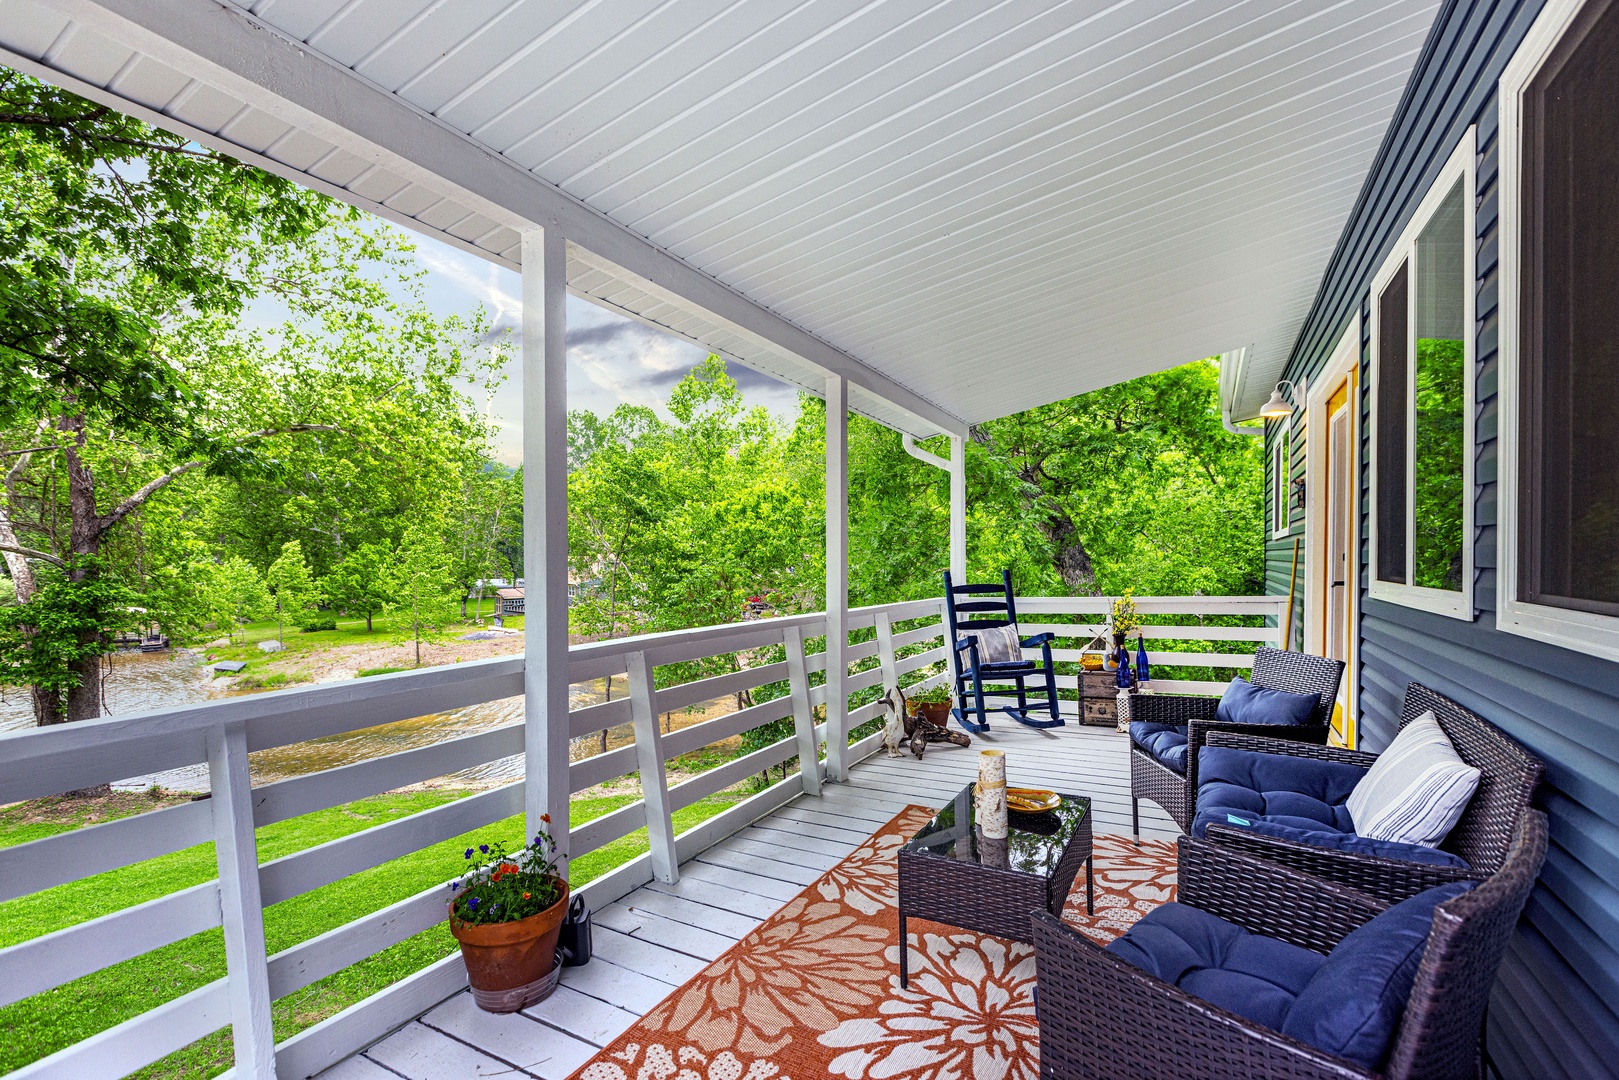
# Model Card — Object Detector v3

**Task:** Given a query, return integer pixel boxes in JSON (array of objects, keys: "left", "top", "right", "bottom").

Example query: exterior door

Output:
[{"left": 1323, "top": 380, "right": 1355, "bottom": 744}]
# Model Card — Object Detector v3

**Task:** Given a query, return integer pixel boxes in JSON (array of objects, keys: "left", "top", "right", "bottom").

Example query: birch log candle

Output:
[{"left": 976, "top": 750, "right": 1008, "bottom": 839}]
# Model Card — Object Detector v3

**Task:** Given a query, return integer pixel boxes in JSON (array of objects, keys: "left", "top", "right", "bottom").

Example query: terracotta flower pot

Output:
[
  {"left": 449, "top": 878, "right": 569, "bottom": 1013},
  {"left": 910, "top": 701, "right": 952, "bottom": 728}
]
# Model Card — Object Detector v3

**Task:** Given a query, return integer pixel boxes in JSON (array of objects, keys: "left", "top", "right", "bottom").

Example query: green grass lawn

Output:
[{"left": 0, "top": 783, "right": 750, "bottom": 1078}]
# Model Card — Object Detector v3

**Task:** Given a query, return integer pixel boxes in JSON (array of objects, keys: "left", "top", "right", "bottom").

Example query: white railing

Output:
[{"left": 0, "top": 593, "right": 1281, "bottom": 1079}]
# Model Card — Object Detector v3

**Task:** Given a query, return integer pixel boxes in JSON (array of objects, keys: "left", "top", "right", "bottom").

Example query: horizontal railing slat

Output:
[
  {"left": 659, "top": 696, "right": 794, "bottom": 760},
  {"left": 569, "top": 695, "right": 632, "bottom": 738},
  {"left": 0, "top": 798, "right": 214, "bottom": 903},
  {"left": 1046, "top": 649, "right": 1257, "bottom": 668},
  {"left": 258, "top": 783, "right": 522, "bottom": 907},
  {"left": 266, "top": 880, "right": 450, "bottom": 1001},
  {"left": 8, "top": 979, "right": 231, "bottom": 1080},
  {"left": 253, "top": 723, "right": 522, "bottom": 827},
  {"left": 569, "top": 744, "right": 639, "bottom": 792},
  {"left": 892, "top": 624, "right": 944, "bottom": 650},
  {"left": 653, "top": 659, "right": 790, "bottom": 715},
  {"left": 0, "top": 656, "right": 525, "bottom": 803},
  {"left": 0, "top": 882, "right": 221, "bottom": 1007},
  {"left": 568, "top": 800, "right": 649, "bottom": 854},
  {"left": 665, "top": 736, "right": 797, "bottom": 812},
  {"left": 895, "top": 645, "right": 947, "bottom": 677}
]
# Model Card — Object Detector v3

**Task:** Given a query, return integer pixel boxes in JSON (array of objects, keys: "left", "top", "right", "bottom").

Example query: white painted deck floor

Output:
[{"left": 318, "top": 722, "right": 1177, "bottom": 1080}]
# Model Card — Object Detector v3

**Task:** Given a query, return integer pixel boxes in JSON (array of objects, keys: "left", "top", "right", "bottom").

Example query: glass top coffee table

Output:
[{"left": 896, "top": 784, "right": 1092, "bottom": 987}]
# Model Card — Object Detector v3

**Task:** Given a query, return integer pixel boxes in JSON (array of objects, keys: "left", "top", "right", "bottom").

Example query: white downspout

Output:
[{"left": 902, "top": 433, "right": 966, "bottom": 581}]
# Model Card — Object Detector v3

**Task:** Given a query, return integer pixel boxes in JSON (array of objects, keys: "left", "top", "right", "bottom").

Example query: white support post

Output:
[
  {"left": 949, "top": 434, "right": 967, "bottom": 583},
  {"left": 208, "top": 722, "right": 276, "bottom": 1080},
  {"left": 824, "top": 373, "right": 849, "bottom": 782},
  {"left": 783, "top": 624, "right": 821, "bottom": 796},
  {"left": 875, "top": 610, "right": 900, "bottom": 702},
  {"left": 522, "top": 226, "right": 571, "bottom": 867},
  {"left": 625, "top": 650, "right": 678, "bottom": 884}
]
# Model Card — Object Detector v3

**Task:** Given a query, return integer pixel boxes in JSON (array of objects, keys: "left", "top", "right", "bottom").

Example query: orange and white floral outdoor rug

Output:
[{"left": 569, "top": 806, "right": 1176, "bottom": 1080}]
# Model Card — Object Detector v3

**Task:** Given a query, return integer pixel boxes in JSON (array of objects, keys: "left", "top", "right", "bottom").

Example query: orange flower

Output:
[
  {"left": 540, "top": 813, "right": 551, "bottom": 823},
  {"left": 522, "top": 892, "right": 531, "bottom": 900}
]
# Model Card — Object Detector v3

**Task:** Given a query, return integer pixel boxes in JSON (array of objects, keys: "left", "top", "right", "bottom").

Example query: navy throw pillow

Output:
[
  {"left": 1282, "top": 880, "right": 1476, "bottom": 1069},
  {"left": 1216, "top": 676, "right": 1319, "bottom": 726}
]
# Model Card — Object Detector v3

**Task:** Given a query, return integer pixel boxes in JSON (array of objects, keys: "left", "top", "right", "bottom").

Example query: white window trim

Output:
[
  {"left": 1271, "top": 424, "right": 1291, "bottom": 539},
  {"left": 1366, "top": 128, "right": 1476, "bottom": 621},
  {"left": 1496, "top": 0, "right": 1619, "bottom": 663}
]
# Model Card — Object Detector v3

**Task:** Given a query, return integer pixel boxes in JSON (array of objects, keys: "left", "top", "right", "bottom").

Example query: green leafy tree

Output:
[
  {"left": 391, "top": 521, "right": 459, "bottom": 667},
  {"left": 266, "top": 541, "right": 317, "bottom": 641},
  {"left": 211, "top": 556, "right": 271, "bottom": 643},
  {"left": 0, "top": 556, "right": 138, "bottom": 720},
  {"left": 323, "top": 542, "right": 392, "bottom": 632},
  {"left": 0, "top": 71, "right": 511, "bottom": 722},
  {"left": 0, "top": 71, "right": 328, "bottom": 722}
]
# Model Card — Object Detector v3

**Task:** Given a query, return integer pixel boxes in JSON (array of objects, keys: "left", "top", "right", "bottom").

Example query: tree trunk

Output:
[
  {"left": 366, "top": 610, "right": 373, "bottom": 632},
  {"left": 61, "top": 413, "right": 106, "bottom": 726},
  {"left": 1041, "top": 508, "right": 1097, "bottom": 594}
]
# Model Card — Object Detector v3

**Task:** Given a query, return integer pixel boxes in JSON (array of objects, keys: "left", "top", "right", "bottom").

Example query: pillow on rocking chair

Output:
[{"left": 967, "top": 625, "right": 1024, "bottom": 665}]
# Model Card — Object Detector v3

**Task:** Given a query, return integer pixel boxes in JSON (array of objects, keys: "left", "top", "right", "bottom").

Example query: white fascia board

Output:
[{"left": 33, "top": 0, "right": 965, "bottom": 439}]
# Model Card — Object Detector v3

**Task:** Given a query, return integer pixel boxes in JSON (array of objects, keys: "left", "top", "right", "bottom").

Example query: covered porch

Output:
[{"left": 0, "top": 1, "right": 1479, "bottom": 1078}]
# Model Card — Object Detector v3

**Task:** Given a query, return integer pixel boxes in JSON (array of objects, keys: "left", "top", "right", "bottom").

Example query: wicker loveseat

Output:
[
  {"left": 1198, "top": 682, "right": 1544, "bottom": 904},
  {"left": 1032, "top": 813, "right": 1547, "bottom": 1080},
  {"left": 1130, "top": 647, "right": 1344, "bottom": 836}
]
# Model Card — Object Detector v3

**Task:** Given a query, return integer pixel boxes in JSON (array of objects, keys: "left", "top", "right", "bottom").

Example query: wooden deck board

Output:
[{"left": 319, "top": 719, "right": 1181, "bottom": 1079}]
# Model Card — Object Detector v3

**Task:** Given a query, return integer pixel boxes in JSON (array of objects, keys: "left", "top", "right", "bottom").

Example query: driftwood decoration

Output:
[{"left": 878, "top": 686, "right": 971, "bottom": 759}]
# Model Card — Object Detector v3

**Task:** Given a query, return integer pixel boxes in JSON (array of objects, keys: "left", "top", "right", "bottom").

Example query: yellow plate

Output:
[{"left": 1006, "top": 787, "right": 1061, "bottom": 814}]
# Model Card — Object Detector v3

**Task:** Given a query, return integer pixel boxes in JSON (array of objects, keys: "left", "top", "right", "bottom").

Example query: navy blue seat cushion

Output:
[
  {"left": 1216, "top": 676, "right": 1321, "bottom": 726},
  {"left": 1105, "top": 902, "right": 1326, "bottom": 1033},
  {"left": 1193, "top": 814, "right": 1470, "bottom": 869},
  {"left": 1194, "top": 746, "right": 1365, "bottom": 833},
  {"left": 1283, "top": 881, "right": 1476, "bottom": 1070},
  {"left": 1130, "top": 721, "right": 1189, "bottom": 774},
  {"left": 1192, "top": 747, "right": 1469, "bottom": 869}
]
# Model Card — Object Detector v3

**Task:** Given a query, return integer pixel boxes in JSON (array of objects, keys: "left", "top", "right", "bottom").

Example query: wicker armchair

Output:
[
  {"left": 1201, "top": 682, "right": 1545, "bottom": 904},
  {"left": 1131, "top": 647, "right": 1344, "bottom": 837},
  {"left": 1032, "top": 812, "right": 1548, "bottom": 1080}
]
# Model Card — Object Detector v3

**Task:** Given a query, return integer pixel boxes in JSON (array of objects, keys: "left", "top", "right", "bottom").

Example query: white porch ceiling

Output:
[{"left": 2, "top": 0, "right": 1441, "bottom": 431}]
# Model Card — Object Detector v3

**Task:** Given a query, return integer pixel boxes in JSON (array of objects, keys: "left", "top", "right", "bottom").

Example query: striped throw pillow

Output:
[{"left": 1346, "top": 710, "right": 1482, "bottom": 848}]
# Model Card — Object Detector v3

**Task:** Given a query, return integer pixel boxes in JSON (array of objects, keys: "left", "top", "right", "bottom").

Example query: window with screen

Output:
[
  {"left": 1368, "top": 132, "right": 1473, "bottom": 618},
  {"left": 1517, "top": 0, "right": 1619, "bottom": 619}
]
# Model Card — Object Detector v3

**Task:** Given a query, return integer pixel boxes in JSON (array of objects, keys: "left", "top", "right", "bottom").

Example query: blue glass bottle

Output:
[
  {"left": 1135, "top": 635, "right": 1151, "bottom": 685},
  {"left": 1115, "top": 646, "right": 1133, "bottom": 689}
]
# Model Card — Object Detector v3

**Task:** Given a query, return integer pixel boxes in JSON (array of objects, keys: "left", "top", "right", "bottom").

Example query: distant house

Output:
[{"left": 493, "top": 588, "right": 524, "bottom": 617}]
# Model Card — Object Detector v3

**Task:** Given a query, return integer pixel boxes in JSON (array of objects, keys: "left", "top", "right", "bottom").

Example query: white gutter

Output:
[
  {"left": 902, "top": 434, "right": 967, "bottom": 583},
  {"left": 1219, "top": 346, "right": 1264, "bottom": 437}
]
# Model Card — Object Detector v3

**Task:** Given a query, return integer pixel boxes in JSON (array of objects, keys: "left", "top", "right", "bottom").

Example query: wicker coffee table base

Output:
[{"left": 897, "top": 810, "right": 1092, "bottom": 988}]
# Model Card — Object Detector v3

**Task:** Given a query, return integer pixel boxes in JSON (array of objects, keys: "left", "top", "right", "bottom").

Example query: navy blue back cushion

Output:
[
  {"left": 1282, "top": 881, "right": 1476, "bottom": 1069},
  {"left": 1216, "top": 676, "right": 1320, "bottom": 726},
  {"left": 1130, "top": 721, "right": 1190, "bottom": 774}
]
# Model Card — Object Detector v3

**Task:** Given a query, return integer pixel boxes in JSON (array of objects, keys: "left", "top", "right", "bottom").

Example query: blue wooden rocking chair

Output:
[{"left": 944, "top": 570, "right": 1064, "bottom": 732}]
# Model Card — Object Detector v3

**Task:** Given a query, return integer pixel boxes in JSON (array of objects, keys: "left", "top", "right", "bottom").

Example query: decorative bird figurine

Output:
[{"left": 880, "top": 687, "right": 907, "bottom": 757}]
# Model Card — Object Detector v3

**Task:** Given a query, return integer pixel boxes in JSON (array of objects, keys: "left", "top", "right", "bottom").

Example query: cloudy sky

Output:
[
  {"left": 408, "top": 235, "right": 803, "bottom": 465},
  {"left": 243, "top": 226, "right": 803, "bottom": 465}
]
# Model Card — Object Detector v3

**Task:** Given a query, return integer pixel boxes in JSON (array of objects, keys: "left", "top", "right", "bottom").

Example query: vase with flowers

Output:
[
  {"left": 448, "top": 821, "right": 567, "bottom": 1012},
  {"left": 1111, "top": 592, "right": 1140, "bottom": 650}
]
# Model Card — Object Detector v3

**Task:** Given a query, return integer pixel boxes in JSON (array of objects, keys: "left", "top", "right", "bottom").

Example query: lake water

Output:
[{"left": 0, "top": 650, "right": 620, "bottom": 793}]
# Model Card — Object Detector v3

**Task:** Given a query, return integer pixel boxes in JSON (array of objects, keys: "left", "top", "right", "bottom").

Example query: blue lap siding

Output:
[{"left": 1267, "top": 0, "right": 1619, "bottom": 1074}]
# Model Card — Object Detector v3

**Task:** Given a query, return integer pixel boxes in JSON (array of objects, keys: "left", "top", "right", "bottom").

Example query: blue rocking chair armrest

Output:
[
  {"left": 953, "top": 637, "right": 979, "bottom": 654},
  {"left": 1019, "top": 632, "right": 1055, "bottom": 648}
]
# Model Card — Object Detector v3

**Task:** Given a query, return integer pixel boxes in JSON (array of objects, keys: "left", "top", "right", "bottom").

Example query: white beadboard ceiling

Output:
[{"left": 2, "top": 0, "right": 1441, "bottom": 432}]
